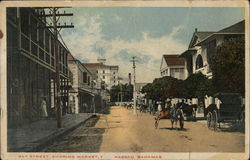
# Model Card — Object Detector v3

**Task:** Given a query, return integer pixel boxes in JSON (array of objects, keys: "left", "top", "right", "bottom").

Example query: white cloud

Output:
[{"left": 62, "top": 15, "right": 186, "bottom": 83}]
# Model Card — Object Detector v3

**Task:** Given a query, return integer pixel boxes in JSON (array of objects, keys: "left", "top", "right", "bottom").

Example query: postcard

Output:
[{"left": 0, "top": 0, "right": 249, "bottom": 160}]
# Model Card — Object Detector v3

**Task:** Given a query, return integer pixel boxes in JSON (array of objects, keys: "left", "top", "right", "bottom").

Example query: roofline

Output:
[
  {"left": 196, "top": 33, "right": 244, "bottom": 46},
  {"left": 68, "top": 58, "right": 93, "bottom": 76}
]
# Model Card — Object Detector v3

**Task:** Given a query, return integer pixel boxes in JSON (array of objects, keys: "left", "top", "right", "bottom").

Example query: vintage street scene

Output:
[{"left": 4, "top": 5, "right": 246, "bottom": 157}]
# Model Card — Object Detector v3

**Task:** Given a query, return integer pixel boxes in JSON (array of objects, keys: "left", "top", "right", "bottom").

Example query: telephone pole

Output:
[
  {"left": 39, "top": 7, "right": 74, "bottom": 128},
  {"left": 130, "top": 56, "right": 137, "bottom": 115}
]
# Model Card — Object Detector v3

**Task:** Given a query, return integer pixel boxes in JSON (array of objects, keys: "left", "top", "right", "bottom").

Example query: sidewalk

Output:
[{"left": 8, "top": 113, "right": 93, "bottom": 152}]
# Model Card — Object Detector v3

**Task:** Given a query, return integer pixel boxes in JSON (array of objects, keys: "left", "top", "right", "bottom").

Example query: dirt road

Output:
[{"left": 45, "top": 106, "right": 245, "bottom": 152}]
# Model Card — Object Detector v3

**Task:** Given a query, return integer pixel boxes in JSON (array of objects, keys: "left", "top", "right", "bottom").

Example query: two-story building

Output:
[
  {"left": 180, "top": 20, "right": 244, "bottom": 79},
  {"left": 67, "top": 53, "right": 96, "bottom": 113},
  {"left": 160, "top": 55, "right": 186, "bottom": 80},
  {"left": 180, "top": 20, "right": 245, "bottom": 110},
  {"left": 7, "top": 8, "right": 69, "bottom": 126}
]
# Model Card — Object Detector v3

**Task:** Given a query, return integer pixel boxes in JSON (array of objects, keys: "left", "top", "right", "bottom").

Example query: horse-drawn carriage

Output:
[{"left": 205, "top": 93, "right": 244, "bottom": 131}]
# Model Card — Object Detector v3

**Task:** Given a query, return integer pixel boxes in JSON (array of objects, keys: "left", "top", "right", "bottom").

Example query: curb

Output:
[{"left": 16, "top": 114, "right": 94, "bottom": 152}]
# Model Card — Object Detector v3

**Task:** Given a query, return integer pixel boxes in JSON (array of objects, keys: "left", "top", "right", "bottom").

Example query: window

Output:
[
  {"left": 38, "top": 23, "right": 44, "bottom": 48},
  {"left": 45, "top": 31, "right": 50, "bottom": 52},
  {"left": 170, "top": 68, "right": 175, "bottom": 77},
  {"left": 30, "top": 16, "right": 38, "bottom": 42},
  {"left": 114, "top": 76, "right": 115, "bottom": 79},
  {"left": 103, "top": 70, "right": 105, "bottom": 73},
  {"left": 196, "top": 55, "right": 203, "bottom": 69},
  {"left": 83, "top": 72, "right": 87, "bottom": 83},
  {"left": 87, "top": 76, "right": 90, "bottom": 85},
  {"left": 113, "top": 72, "right": 115, "bottom": 74},
  {"left": 51, "top": 37, "right": 55, "bottom": 57},
  {"left": 103, "top": 76, "right": 105, "bottom": 79},
  {"left": 20, "top": 8, "right": 30, "bottom": 36},
  {"left": 96, "top": 70, "right": 98, "bottom": 73},
  {"left": 114, "top": 80, "right": 116, "bottom": 83},
  {"left": 7, "top": 8, "right": 17, "bottom": 22}
]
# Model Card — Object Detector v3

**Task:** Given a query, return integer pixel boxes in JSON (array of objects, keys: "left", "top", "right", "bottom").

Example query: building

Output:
[
  {"left": 67, "top": 53, "right": 95, "bottom": 113},
  {"left": 7, "top": 8, "right": 70, "bottom": 126},
  {"left": 160, "top": 55, "right": 186, "bottom": 80},
  {"left": 180, "top": 20, "right": 244, "bottom": 79},
  {"left": 83, "top": 58, "right": 119, "bottom": 90},
  {"left": 180, "top": 20, "right": 245, "bottom": 111}
]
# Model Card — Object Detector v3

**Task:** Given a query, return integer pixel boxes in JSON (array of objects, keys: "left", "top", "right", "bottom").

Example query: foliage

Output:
[
  {"left": 183, "top": 72, "right": 212, "bottom": 98},
  {"left": 110, "top": 84, "right": 133, "bottom": 102},
  {"left": 141, "top": 76, "right": 184, "bottom": 101},
  {"left": 210, "top": 37, "right": 245, "bottom": 96},
  {"left": 141, "top": 73, "right": 212, "bottom": 101}
]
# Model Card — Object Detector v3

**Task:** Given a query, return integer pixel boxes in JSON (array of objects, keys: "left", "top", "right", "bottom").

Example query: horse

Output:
[
  {"left": 170, "top": 108, "right": 185, "bottom": 129},
  {"left": 182, "top": 104, "right": 198, "bottom": 121},
  {"left": 154, "top": 107, "right": 184, "bottom": 130}
]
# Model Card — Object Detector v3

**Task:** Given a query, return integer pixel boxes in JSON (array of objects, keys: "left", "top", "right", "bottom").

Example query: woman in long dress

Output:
[{"left": 41, "top": 97, "right": 48, "bottom": 118}]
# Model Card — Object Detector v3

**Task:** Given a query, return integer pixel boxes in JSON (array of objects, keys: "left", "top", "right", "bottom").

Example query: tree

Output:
[
  {"left": 210, "top": 37, "right": 245, "bottom": 96},
  {"left": 141, "top": 76, "right": 183, "bottom": 101},
  {"left": 183, "top": 72, "right": 212, "bottom": 98},
  {"left": 110, "top": 84, "right": 133, "bottom": 102}
]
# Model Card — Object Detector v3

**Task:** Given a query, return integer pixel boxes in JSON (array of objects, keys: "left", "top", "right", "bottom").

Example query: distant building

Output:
[
  {"left": 135, "top": 83, "right": 148, "bottom": 104},
  {"left": 83, "top": 58, "right": 119, "bottom": 90},
  {"left": 160, "top": 55, "right": 186, "bottom": 80},
  {"left": 180, "top": 20, "right": 245, "bottom": 79}
]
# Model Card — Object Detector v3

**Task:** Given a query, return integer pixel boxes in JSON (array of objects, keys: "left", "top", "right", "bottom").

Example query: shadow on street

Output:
[{"left": 44, "top": 115, "right": 105, "bottom": 152}]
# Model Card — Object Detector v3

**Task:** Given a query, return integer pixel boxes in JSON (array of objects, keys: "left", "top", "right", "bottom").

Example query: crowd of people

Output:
[{"left": 123, "top": 99, "right": 192, "bottom": 117}]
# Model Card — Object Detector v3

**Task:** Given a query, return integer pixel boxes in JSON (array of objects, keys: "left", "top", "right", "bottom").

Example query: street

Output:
[{"left": 44, "top": 106, "right": 244, "bottom": 152}]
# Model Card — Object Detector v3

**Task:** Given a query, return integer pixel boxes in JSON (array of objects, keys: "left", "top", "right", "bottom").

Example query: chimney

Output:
[
  {"left": 195, "top": 28, "right": 198, "bottom": 33},
  {"left": 128, "top": 73, "right": 131, "bottom": 85}
]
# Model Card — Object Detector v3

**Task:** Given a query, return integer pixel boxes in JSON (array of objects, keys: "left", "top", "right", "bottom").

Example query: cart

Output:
[{"left": 206, "top": 93, "right": 244, "bottom": 131}]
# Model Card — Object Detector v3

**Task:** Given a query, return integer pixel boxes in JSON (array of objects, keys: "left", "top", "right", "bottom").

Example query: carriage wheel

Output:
[
  {"left": 239, "top": 110, "right": 245, "bottom": 130},
  {"left": 207, "top": 112, "right": 212, "bottom": 129},
  {"left": 213, "top": 110, "right": 218, "bottom": 131}
]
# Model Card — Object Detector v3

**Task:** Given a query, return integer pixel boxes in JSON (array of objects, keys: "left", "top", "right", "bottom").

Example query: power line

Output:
[{"left": 38, "top": 7, "right": 74, "bottom": 128}]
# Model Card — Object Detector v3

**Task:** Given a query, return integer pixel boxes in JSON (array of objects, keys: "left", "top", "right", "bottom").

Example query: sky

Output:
[{"left": 60, "top": 7, "right": 244, "bottom": 83}]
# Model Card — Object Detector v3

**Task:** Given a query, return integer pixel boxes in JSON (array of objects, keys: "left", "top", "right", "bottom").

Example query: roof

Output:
[
  {"left": 188, "top": 31, "right": 214, "bottom": 48},
  {"left": 196, "top": 32, "right": 214, "bottom": 41},
  {"left": 83, "top": 63, "right": 119, "bottom": 68},
  {"left": 196, "top": 20, "right": 245, "bottom": 46},
  {"left": 163, "top": 55, "right": 185, "bottom": 66},
  {"left": 67, "top": 54, "right": 92, "bottom": 75},
  {"left": 67, "top": 53, "right": 77, "bottom": 61},
  {"left": 217, "top": 20, "right": 245, "bottom": 33},
  {"left": 84, "top": 63, "right": 106, "bottom": 67}
]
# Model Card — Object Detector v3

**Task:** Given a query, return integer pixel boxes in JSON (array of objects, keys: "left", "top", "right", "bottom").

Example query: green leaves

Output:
[
  {"left": 210, "top": 37, "right": 245, "bottom": 96},
  {"left": 110, "top": 84, "right": 133, "bottom": 102}
]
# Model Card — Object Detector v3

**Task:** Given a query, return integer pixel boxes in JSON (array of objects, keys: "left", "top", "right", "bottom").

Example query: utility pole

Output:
[
  {"left": 39, "top": 7, "right": 74, "bottom": 128},
  {"left": 119, "top": 83, "right": 123, "bottom": 106},
  {"left": 130, "top": 56, "right": 137, "bottom": 115}
]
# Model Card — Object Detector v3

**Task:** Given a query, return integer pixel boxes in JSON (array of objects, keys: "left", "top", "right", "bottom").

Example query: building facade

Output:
[
  {"left": 7, "top": 8, "right": 69, "bottom": 126},
  {"left": 180, "top": 20, "right": 244, "bottom": 79},
  {"left": 180, "top": 20, "right": 245, "bottom": 110},
  {"left": 83, "top": 59, "right": 119, "bottom": 90},
  {"left": 67, "top": 54, "right": 95, "bottom": 113},
  {"left": 160, "top": 55, "right": 186, "bottom": 80}
]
